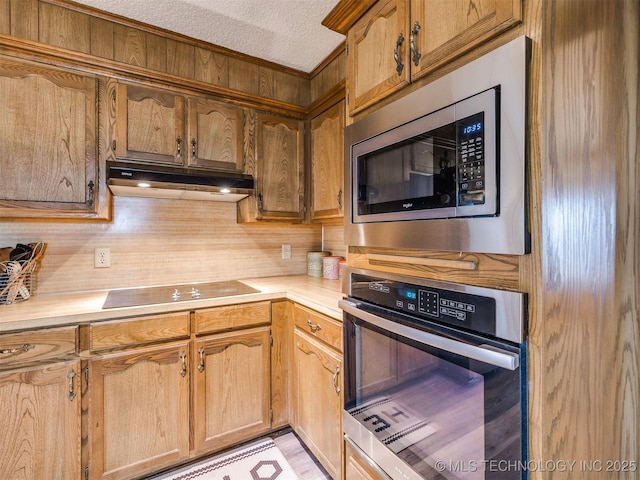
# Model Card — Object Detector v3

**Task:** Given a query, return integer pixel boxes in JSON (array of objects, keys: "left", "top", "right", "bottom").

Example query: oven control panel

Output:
[{"left": 351, "top": 273, "right": 496, "bottom": 337}]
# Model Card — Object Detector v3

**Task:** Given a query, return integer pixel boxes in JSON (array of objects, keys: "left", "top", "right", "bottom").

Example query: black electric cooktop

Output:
[{"left": 102, "top": 280, "right": 260, "bottom": 309}]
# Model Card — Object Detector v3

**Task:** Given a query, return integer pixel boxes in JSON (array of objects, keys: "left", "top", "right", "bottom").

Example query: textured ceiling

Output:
[{"left": 72, "top": 0, "right": 345, "bottom": 73}]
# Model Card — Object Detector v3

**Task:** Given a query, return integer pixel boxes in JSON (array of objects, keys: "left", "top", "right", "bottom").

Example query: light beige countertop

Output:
[{"left": 0, "top": 275, "right": 345, "bottom": 333}]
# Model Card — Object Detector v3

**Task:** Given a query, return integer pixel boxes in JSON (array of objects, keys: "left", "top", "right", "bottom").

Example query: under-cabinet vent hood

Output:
[{"left": 107, "top": 162, "right": 254, "bottom": 202}]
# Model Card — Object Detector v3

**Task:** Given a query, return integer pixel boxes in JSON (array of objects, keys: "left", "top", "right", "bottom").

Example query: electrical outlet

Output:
[
  {"left": 94, "top": 247, "right": 111, "bottom": 268},
  {"left": 281, "top": 244, "right": 291, "bottom": 260}
]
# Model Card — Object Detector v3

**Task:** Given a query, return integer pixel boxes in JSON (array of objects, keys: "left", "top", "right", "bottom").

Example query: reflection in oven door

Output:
[{"left": 342, "top": 303, "right": 526, "bottom": 480}]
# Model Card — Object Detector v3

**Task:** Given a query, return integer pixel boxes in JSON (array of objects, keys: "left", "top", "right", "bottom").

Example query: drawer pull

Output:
[
  {"left": 68, "top": 370, "right": 77, "bottom": 401},
  {"left": 307, "top": 319, "right": 322, "bottom": 332},
  {"left": 179, "top": 351, "right": 187, "bottom": 377},
  {"left": 198, "top": 346, "right": 205, "bottom": 372},
  {"left": 332, "top": 365, "right": 341, "bottom": 395},
  {"left": 1, "top": 343, "right": 35, "bottom": 355}
]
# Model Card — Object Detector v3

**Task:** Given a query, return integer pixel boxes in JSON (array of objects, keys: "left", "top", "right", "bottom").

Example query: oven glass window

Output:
[{"left": 344, "top": 316, "right": 524, "bottom": 480}]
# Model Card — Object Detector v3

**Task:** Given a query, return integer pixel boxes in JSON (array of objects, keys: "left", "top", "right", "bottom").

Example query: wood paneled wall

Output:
[
  {"left": 0, "top": 197, "right": 325, "bottom": 294},
  {"left": 0, "top": 0, "right": 312, "bottom": 109},
  {"left": 536, "top": 1, "right": 640, "bottom": 476}
]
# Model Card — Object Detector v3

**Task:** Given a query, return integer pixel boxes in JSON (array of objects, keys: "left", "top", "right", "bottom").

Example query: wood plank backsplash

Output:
[{"left": 0, "top": 196, "right": 345, "bottom": 294}]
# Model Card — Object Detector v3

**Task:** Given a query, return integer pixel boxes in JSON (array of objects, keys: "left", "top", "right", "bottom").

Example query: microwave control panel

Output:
[{"left": 458, "top": 112, "right": 486, "bottom": 206}]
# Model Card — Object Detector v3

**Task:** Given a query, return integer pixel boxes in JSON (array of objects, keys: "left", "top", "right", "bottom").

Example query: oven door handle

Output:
[{"left": 339, "top": 299, "right": 519, "bottom": 370}]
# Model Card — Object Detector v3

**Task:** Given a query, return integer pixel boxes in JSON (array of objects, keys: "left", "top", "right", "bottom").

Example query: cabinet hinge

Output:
[
  {"left": 270, "top": 335, "right": 273, "bottom": 347},
  {"left": 84, "top": 366, "right": 89, "bottom": 387},
  {"left": 84, "top": 465, "right": 89, "bottom": 480},
  {"left": 270, "top": 409, "right": 273, "bottom": 422}
]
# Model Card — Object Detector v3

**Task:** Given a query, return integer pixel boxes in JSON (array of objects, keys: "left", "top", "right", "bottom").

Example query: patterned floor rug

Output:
[
  {"left": 150, "top": 438, "right": 300, "bottom": 480},
  {"left": 348, "top": 396, "right": 437, "bottom": 453}
]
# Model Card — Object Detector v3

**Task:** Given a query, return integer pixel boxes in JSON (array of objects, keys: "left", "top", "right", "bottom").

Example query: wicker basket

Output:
[{"left": 0, "top": 242, "right": 45, "bottom": 305}]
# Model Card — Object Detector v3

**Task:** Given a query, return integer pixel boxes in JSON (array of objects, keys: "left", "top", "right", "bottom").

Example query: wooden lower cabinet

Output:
[
  {"left": 345, "top": 439, "right": 391, "bottom": 480},
  {"left": 192, "top": 326, "right": 271, "bottom": 455},
  {"left": 0, "top": 358, "right": 81, "bottom": 480},
  {"left": 293, "top": 328, "right": 343, "bottom": 480},
  {"left": 86, "top": 340, "right": 190, "bottom": 480}
]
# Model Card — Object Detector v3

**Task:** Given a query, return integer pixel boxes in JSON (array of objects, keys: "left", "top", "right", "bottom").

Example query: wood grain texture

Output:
[
  {"left": 538, "top": 0, "right": 639, "bottom": 476},
  {"left": 192, "top": 327, "right": 271, "bottom": 455},
  {"left": 293, "top": 329, "right": 343, "bottom": 480},
  {"left": 0, "top": 359, "right": 81, "bottom": 480},
  {"left": 271, "top": 300, "right": 292, "bottom": 428},
  {"left": 38, "top": 2, "right": 90, "bottom": 53},
  {"left": 87, "top": 341, "right": 190, "bottom": 480},
  {"left": 0, "top": 325, "right": 77, "bottom": 367},
  {"left": 349, "top": 247, "right": 520, "bottom": 290},
  {"left": 194, "top": 301, "right": 270, "bottom": 335},
  {"left": 86, "top": 312, "right": 190, "bottom": 352}
]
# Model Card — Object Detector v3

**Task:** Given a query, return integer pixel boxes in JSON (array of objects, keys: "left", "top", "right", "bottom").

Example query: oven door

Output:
[{"left": 341, "top": 299, "right": 527, "bottom": 480}]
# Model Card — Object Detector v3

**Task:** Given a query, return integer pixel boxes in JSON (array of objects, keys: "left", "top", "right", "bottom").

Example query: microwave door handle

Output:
[{"left": 339, "top": 299, "right": 519, "bottom": 371}]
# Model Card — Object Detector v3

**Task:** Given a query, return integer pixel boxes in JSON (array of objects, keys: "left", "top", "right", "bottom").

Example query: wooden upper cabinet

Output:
[
  {"left": 347, "top": 0, "right": 409, "bottom": 115},
  {"left": 346, "top": 0, "right": 522, "bottom": 116},
  {"left": 187, "top": 97, "right": 244, "bottom": 171},
  {"left": 115, "top": 83, "right": 186, "bottom": 166},
  {"left": 310, "top": 100, "right": 345, "bottom": 223},
  {"left": 115, "top": 83, "right": 244, "bottom": 171},
  {"left": 409, "top": 0, "right": 523, "bottom": 78},
  {"left": 0, "top": 55, "right": 101, "bottom": 218},
  {"left": 238, "top": 112, "right": 305, "bottom": 223}
]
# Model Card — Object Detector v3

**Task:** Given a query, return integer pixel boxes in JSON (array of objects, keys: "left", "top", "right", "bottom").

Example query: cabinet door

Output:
[
  {"left": 410, "top": 0, "right": 523, "bottom": 80},
  {"left": 347, "top": 0, "right": 409, "bottom": 115},
  {"left": 293, "top": 329, "right": 343, "bottom": 480},
  {"left": 0, "top": 359, "right": 81, "bottom": 480},
  {"left": 345, "top": 439, "right": 391, "bottom": 480},
  {"left": 192, "top": 326, "right": 271, "bottom": 455},
  {"left": 310, "top": 100, "right": 345, "bottom": 223},
  {"left": 0, "top": 56, "right": 99, "bottom": 218},
  {"left": 255, "top": 113, "right": 305, "bottom": 221},
  {"left": 187, "top": 97, "right": 244, "bottom": 171},
  {"left": 115, "top": 83, "right": 186, "bottom": 166},
  {"left": 87, "top": 341, "right": 190, "bottom": 480}
]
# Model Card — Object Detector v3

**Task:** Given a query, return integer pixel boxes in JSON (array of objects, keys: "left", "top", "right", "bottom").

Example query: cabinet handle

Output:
[
  {"left": 0, "top": 343, "right": 35, "bottom": 355},
  {"left": 394, "top": 33, "right": 405, "bottom": 76},
  {"left": 87, "top": 180, "right": 95, "bottom": 207},
  {"left": 307, "top": 319, "right": 322, "bottom": 332},
  {"left": 176, "top": 137, "right": 182, "bottom": 159},
  {"left": 410, "top": 21, "right": 422, "bottom": 66},
  {"left": 191, "top": 138, "right": 197, "bottom": 161},
  {"left": 198, "top": 346, "right": 205, "bottom": 373},
  {"left": 337, "top": 189, "right": 343, "bottom": 210},
  {"left": 332, "top": 365, "right": 341, "bottom": 395},
  {"left": 179, "top": 351, "right": 187, "bottom": 377},
  {"left": 68, "top": 369, "right": 77, "bottom": 401}
]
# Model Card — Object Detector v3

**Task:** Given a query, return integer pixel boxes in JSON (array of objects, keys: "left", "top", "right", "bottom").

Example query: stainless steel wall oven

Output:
[
  {"left": 344, "top": 36, "right": 530, "bottom": 255},
  {"left": 341, "top": 269, "right": 527, "bottom": 480}
]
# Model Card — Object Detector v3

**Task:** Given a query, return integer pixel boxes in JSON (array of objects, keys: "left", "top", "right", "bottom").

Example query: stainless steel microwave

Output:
[{"left": 345, "top": 36, "right": 530, "bottom": 255}]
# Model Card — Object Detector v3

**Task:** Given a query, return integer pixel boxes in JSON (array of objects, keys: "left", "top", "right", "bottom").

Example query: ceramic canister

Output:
[
  {"left": 322, "top": 256, "right": 343, "bottom": 280},
  {"left": 307, "top": 251, "right": 330, "bottom": 277}
]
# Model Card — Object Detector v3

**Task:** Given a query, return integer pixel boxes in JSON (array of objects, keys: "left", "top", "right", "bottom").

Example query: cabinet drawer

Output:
[
  {"left": 86, "top": 312, "right": 190, "bottom": 352},
  {"left": 293, "top": 304, "right": 342, "bottom": 352},
  {"left": 194, "top": 301, "right": 271, "bottom": 335},
  {"left": 0, "top": 325, "right": 77, "bottom": 367}
]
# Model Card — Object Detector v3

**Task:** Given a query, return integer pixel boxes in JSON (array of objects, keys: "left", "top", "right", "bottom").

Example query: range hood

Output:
[{"left": 107, "top": 162, "right": 254, "bottom": 202}]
